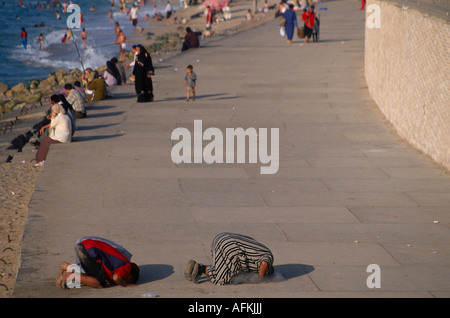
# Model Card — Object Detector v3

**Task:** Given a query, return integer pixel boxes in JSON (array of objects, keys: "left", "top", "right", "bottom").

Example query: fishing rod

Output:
[
  {"left": 69, "top": 27, "right": 86, "bottom": 75},
  {"left": 62, "top": 6, "right": 88, "bottom": 87},
  {"left": 62, "top": 8, "right": 86, "bottom": 74}
]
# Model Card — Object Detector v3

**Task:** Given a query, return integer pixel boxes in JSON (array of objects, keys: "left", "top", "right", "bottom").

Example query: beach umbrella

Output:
[{"left": 203, "top": 0, "right": 229, "bottom": 10}]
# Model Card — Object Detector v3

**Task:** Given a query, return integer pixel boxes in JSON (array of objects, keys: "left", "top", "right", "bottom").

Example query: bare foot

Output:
[{"left": 56, "top": 268, "right": 68, "bottom": 289}]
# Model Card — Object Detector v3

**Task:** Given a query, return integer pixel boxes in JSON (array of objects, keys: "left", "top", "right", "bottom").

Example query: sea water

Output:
[{"left": 0, "top": 0, "right": 176, "bottom": 87}]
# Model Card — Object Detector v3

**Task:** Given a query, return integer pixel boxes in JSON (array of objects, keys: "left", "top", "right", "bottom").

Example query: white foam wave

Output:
[{"left": 10, "top": 42, "right": 111, "bottom": 76}]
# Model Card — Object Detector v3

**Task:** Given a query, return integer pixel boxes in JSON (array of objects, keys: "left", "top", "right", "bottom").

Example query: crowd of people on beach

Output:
[
  {"left": 30, "top": 2, "right": 275, "bottom": 287},
  {"left": 10, "top": 0, "right": 330, "bottom": 294},
  {"left": 23, "top": 0, "right": 320, "bottom": 167},
  {"left": 17, "top": 0, "right": 145, "bottom": 52},
  {"left": 23, "top": 0, "right": 156, "bottom": 165},
  {"left": 17, "top": 0, "right": 319, "bottom": 54},
  {"left": 14, "top": 0, "right": 322, "bottom": 166},
  {"left": 32, "top": 39, "right": 157, "bottom": 166}
]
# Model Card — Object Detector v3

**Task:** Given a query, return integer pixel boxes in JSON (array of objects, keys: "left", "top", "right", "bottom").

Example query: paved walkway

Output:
[{"left": 14, "top": 0, "right": 450, "bottom": 298}]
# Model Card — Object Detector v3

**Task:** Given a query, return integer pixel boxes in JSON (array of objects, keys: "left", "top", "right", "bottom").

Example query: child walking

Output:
[{"left": 184, "top": 65, "right": 197, "bottom": 101}]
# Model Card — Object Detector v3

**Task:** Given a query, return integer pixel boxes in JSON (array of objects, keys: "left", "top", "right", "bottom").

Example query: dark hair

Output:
[
  {"left": 50, "top": 94, "right": 61, "bottom": 103},
  {"left": 129, "top": 263, "right": 140, "bottom": 284},
  {"left": 186, "top": 27, "right": 191, "bottom": 32},
  {"left": 74, "top": 81, "right": 81, "bottom": 87},
  {"left": 64, "top": 83, "right": 73, "bottom": 90},
  {"left": 58, "top": 94, "right": 72, "bottom": 112},
  {"left": 289, "top": 4, "right": 294, "bottom": 9},
  {"left": 111, "top": 57, "right": 118, "bottom": 63},
  {"left": 187, "top": 65, "right": 193, "bottom": 70}
]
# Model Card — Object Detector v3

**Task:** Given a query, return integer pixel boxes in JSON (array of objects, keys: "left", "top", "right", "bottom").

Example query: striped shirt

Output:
[{"left": 207, "top": 232, "right": 274, "bottom": 285}]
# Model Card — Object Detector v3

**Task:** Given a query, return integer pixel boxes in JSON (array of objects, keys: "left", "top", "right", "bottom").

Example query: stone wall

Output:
[{"left": 365, "top": 0, "right": 450, "bottom": 170}]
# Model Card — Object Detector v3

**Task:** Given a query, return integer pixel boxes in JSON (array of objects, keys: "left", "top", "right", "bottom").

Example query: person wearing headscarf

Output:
[
  {"left": 82, "top": 70, "right": 107, "bottom": 101},
  {"left": 35, "top": 95, "right": 72, "bottom": 165},
  {"left": 58, "top": 94, "right": 76, "bottom": 136},
  {"left": 104, "top": 60, "right": 122, "bottom": 86},
  {"left": 111, "top": 57, "right": 127, "bottom": 85},
  {"left": 132, "top": 45, "right": 154, "bottom": 102}
]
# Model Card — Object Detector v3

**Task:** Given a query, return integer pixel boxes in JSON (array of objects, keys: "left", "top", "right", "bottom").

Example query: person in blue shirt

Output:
[{"left": 283, "top": 4, "right": 298, "bottom": 44}]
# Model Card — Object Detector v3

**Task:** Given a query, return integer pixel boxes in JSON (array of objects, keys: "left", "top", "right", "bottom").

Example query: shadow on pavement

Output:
[
  {"left": 137, "top": 264, "right": 174, "bottom": 284},
  {"left": 228, "top": 264, "right": 315, "bottom": 285}
]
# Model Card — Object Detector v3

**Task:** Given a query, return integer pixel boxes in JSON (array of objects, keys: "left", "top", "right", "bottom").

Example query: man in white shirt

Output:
[
  {"left": 35, "top": 97, "right": 72, "bottom": 165},
  {"left": 130, "top": 4, "right": 139, "bottom": 27},
  {"left": 165, "top": 1, "right": 174, "bottom": 25}
]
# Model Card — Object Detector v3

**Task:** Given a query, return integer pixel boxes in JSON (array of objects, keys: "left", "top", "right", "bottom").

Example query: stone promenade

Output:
[{"left": 14, "top": 0, "right": 450, "bottom": 298}]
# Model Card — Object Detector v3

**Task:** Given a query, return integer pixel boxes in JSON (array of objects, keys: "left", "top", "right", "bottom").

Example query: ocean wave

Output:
[
  {"left": 9, "top": 42, "right": 112, "bottom": 76},
  {"left": 0, "top": 1, "right": 168, "bottom": 86}
]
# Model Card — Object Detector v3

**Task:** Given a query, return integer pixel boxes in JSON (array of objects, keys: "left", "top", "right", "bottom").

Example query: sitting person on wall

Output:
[
  {"left": 82, "top": 70, "right": 107, "bottom": 102},
  {"left": 111, "top": 57, "right": 128, "bottom": 85},
  {"left": 73, "top": 81, "right": 86, "bottom": 101},
  {"left": 181, "top": 27, "right": 202, "bottom": 52},
  {"left": 103, "top": 60, "right": 122, "bottom": 86},
  {"left": 58, "top": 94, "right": 77, "bottom": 137},
  {"left": 38, "top": 95, "right": 76, "bottom": 139},
  {"left": 35, "top": 97, "right": 72, "bottom": 165},
  {"left": 65, "top": 83, "right": 87, "bottom": 119}
]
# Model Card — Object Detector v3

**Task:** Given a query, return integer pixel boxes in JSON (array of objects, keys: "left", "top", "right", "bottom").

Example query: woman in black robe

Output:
[{"left": 132, "top": 45, "right": 154, "bottom": 102}]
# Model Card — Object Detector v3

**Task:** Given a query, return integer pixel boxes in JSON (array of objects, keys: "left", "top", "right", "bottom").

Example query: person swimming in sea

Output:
[
  {"left": 38, "top": 33, "right": 45, "bottom": 50},
  {"left": 80, "top": 28, "right": 88, "bottom": 49}
]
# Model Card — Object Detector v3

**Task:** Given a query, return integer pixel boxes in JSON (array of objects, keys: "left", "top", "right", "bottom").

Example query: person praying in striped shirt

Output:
[{"left": 185, "top": 232, "right": 274, "bottom": 285}]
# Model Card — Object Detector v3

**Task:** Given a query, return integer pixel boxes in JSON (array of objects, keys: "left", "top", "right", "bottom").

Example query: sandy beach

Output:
[{"left": 0, "top": 0, "right": 282, "bottom": 297}]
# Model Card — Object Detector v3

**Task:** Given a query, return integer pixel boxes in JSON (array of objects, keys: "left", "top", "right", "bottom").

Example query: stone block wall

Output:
[{"left": 365, "top": 0, "right": 450, "bottom": 170}]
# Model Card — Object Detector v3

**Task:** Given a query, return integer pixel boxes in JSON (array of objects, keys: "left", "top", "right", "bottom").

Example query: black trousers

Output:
[
  {"left": 182, "top": 41, "right": 191, "bottom": 52},
  {"left": 76, "top": 244, "right": 108, "bottom": 287}
]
